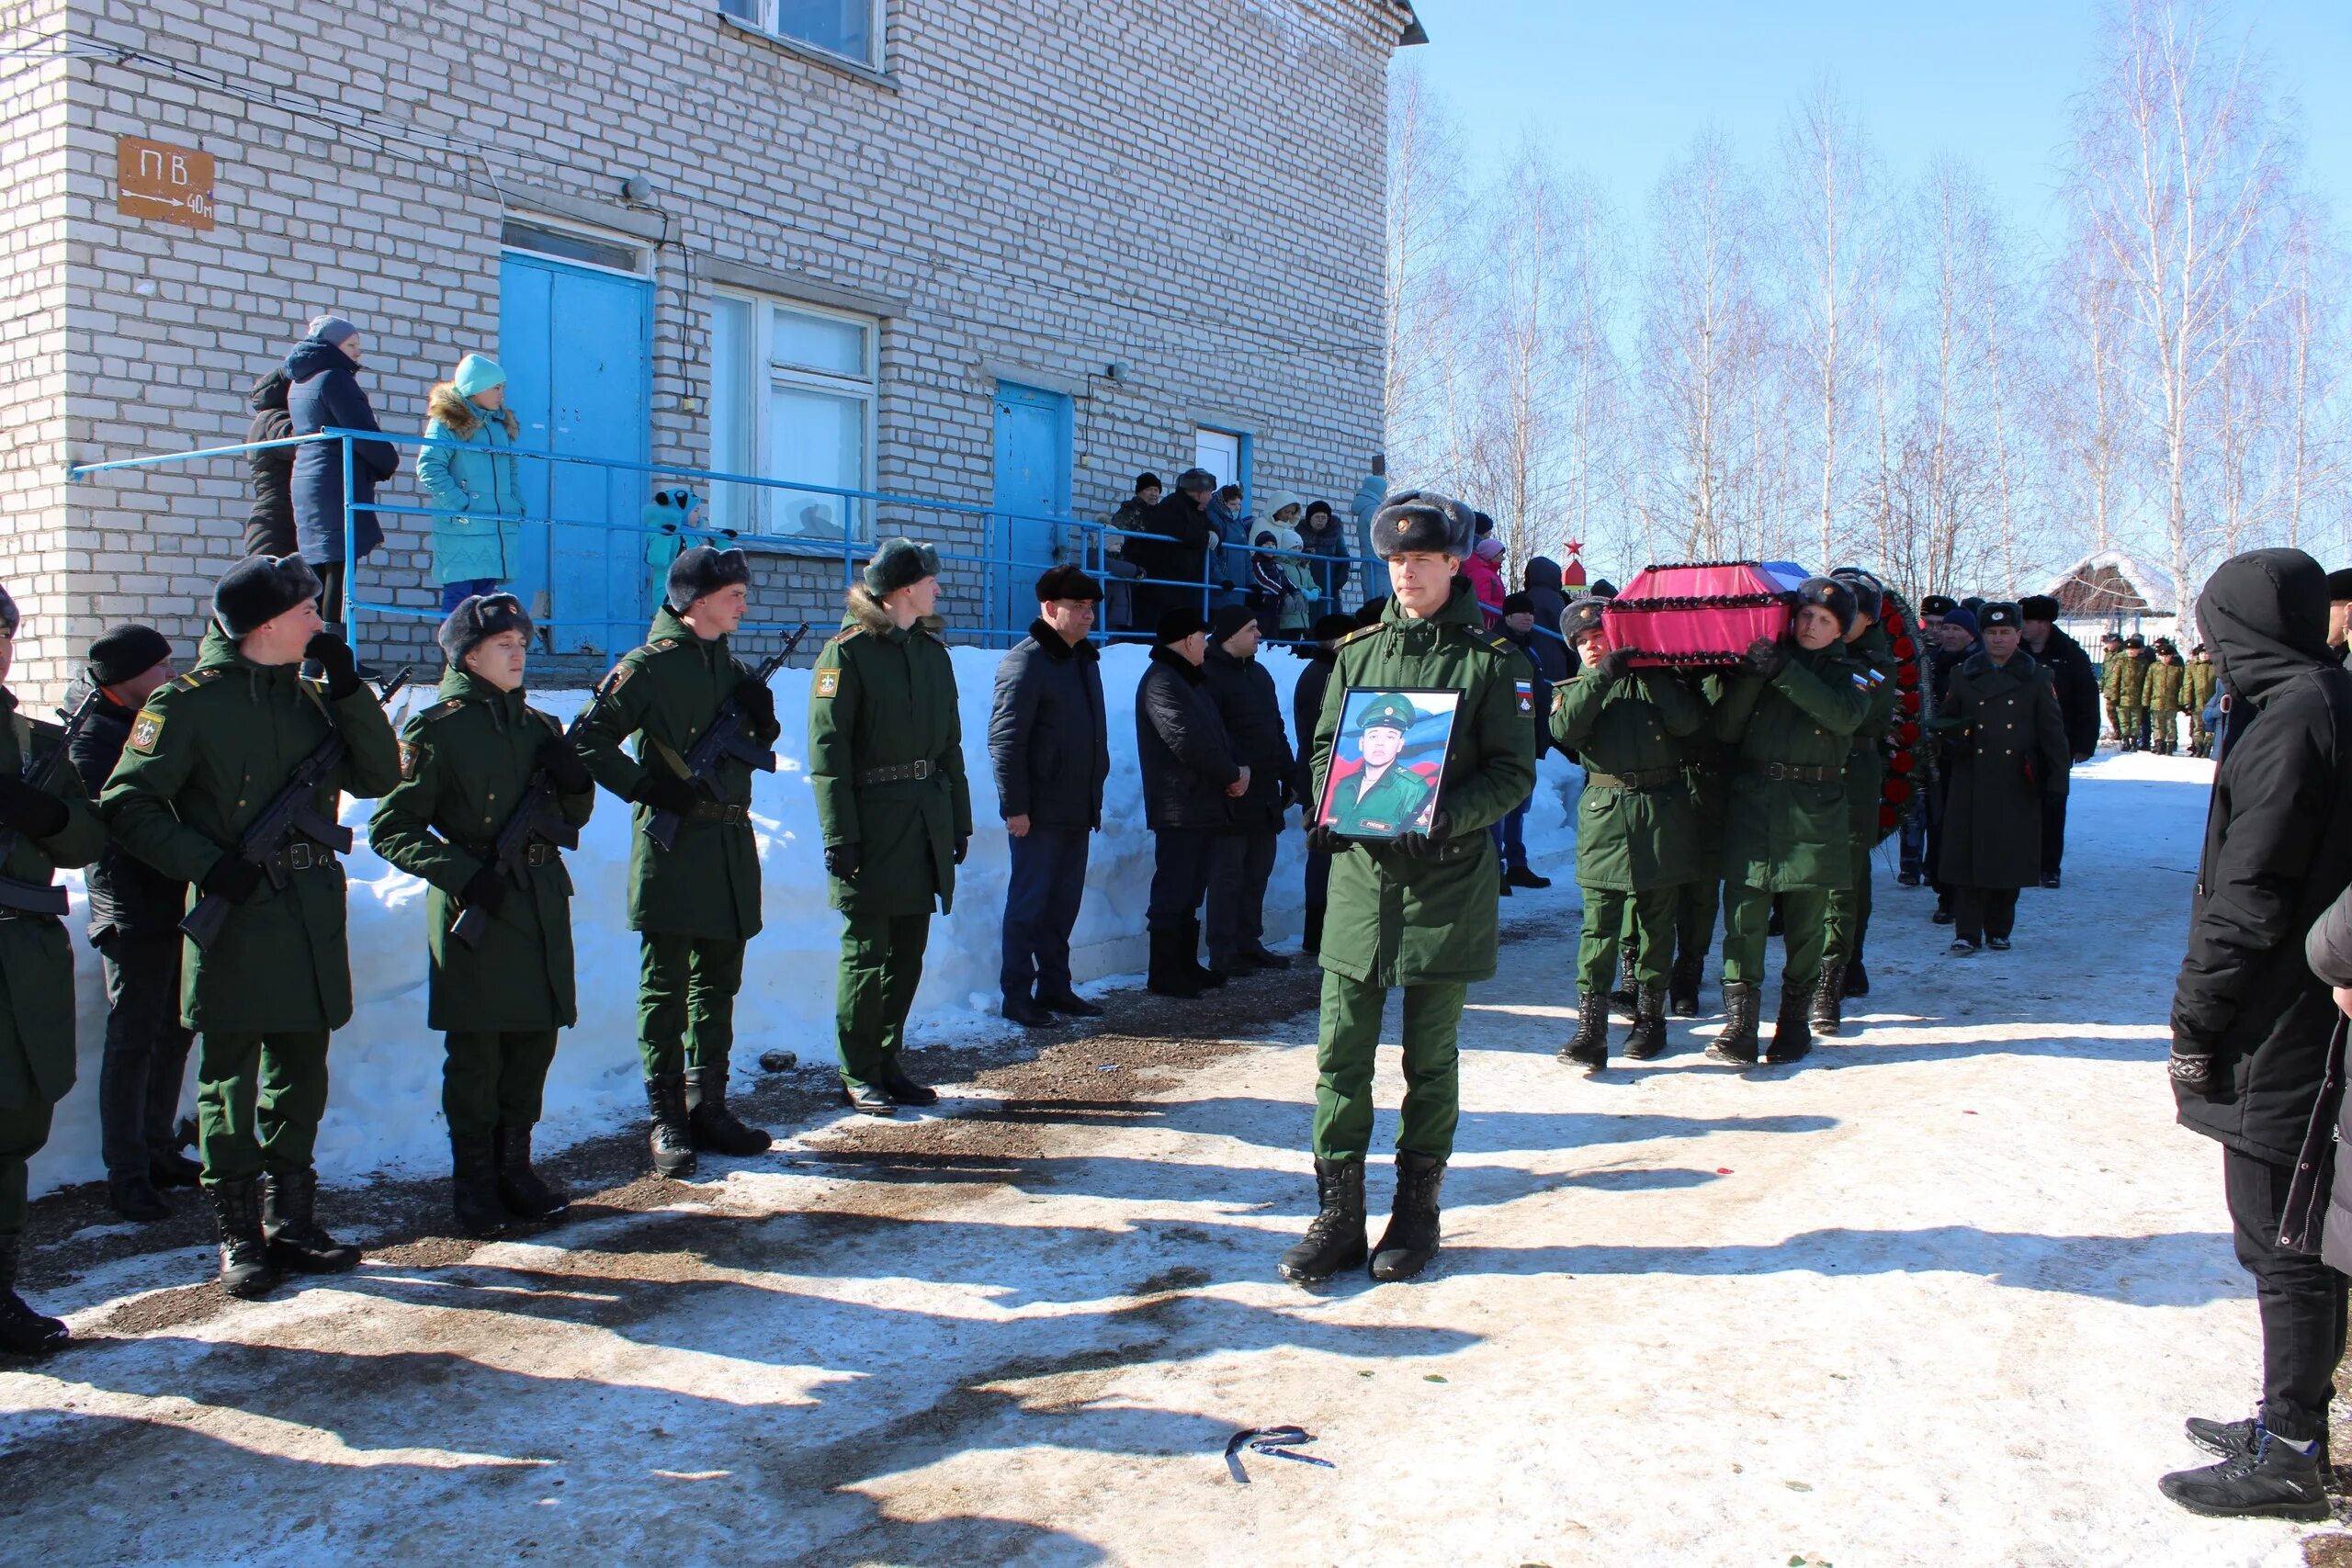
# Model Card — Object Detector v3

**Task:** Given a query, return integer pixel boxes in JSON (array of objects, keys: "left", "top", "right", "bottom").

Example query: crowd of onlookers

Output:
[{"left": 1098, "top": 468, "right": 1358, "bottom": 636}]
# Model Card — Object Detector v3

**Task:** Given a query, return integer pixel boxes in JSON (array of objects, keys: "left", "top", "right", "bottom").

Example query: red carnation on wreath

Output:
[
  {"left": 1896, "top": 666, "right": 1919, "bottom": 689},
  {"left": 1883, "top": 777, "right": 1913, "bottom": 804},
  {"left": 1879, "top": 805, "right": 1898, "bottom": 831},
  {"left": 1898, "top": 689, "right": 1921, "bottom": 714},
  {"left": 1893, "top": 637, "right": 1917, "bottom": 660},
  {"left": 1897, "top": 721, "right": 1919, "bottom": 744},
  {"left": 1889, "top": 750, "right": 1916, "bottom": 774}
]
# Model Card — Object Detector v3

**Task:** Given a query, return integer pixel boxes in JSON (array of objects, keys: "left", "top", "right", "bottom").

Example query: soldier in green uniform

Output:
[
  {"left": 1279, "top": 492, "right": 1535, "bottom": 1286},
  {"left": 1321, "top": 693, "right": 1438, "bottom": 838},
  {"left": 2118, "top": 632, "right": 2154, "bottom": 750},
  {"left": 368, "top": 595, "right": 594, "bottom": 1236},
  {"left": 1550, "top": 595, "right": 1706, "bottom": 1068},
  {"left": 2186, "top": 643, "right": 2218, "bottom": 758},
  {"left": 1668, "top": 675, "right": 1732, "bottom": 1018},
  {"left": 1815, "top": 568, "right": 1900, "bottom": 1035},
  {"left": 2147, "top": 637, "right": 2188, "bottom": 755},
  {"left": 0, "top": 586, "right": 108, "bottom": 1353},
  {"left": 808, "top": 538, "right": 973, "bottom": 1116},
  {"left": 1708, "top": 577, "right": 1873, "bottom": 1069},
  {"left": 101, "top": 556, "right": 400, "bottom": 1298},
  {"left": 574, "top": 546, "right": 781, "bottom": 1179}
]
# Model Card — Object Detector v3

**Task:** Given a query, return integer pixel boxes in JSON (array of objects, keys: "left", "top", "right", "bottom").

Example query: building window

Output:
[
  {"left": 708, "top": 292, "right": 878, "bottom": 542},
  {"left": 499, "top": 218, "right": 649, "bottom": 276},
  {"left": 718, "top": 0, "right": 882, "bottom": 70}
]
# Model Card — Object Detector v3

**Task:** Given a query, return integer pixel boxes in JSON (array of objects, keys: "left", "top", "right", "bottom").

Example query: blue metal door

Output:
[
  {"left": 500, "top": 254, "right": 652, "bottom": 655},
  {"left": 990, "top": 382, "right": 1072, "bottom": 637}
]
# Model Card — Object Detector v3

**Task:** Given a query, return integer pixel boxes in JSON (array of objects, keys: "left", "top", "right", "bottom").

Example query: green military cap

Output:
[{"left": 1352, "top": 693, "right": 1419, "bottom": 735}]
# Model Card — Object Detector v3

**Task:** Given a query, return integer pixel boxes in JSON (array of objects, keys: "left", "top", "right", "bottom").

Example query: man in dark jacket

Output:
[
  {"left": 1931, "top": 603, "right": 2070, "bottom": 953},
  {"left": 989, "top": 566, "right": 1110, "bottom": 1027},
  {"left": 1136, "top": 606, "right": 1242, "bottom": 996},
  {"left": 245, "top": 370, "right": 297, "bottom": 558},
  {"left": 70, "top": 626, "right": 198, "bottom": 1223},
  {"left": 2159, "top": 548, "right": 2352, "bottom": 1522},
  {"left": 1292, "top": 613, "right": 1355, "bottom": 956},
  {"left": 2326, "top": 568, "right": 2352, "bottom": 670},
  {"left": 1519, "top": 559, "right": 1574, "bottom": 683},
  {"left": 1127, "top": 469, "right": 1217, "bottom": 634},
  {"left": 1924, "top": 604, "right": 1979, "bottom": 923},
  {"left": 2019, "top": 595, "right": 2100, "bottom": 888},
  {"left": 1295, "top": 500, "right": 1352, "bottom": 620},
  {"left": 285, "top": 315, "right": 398, "bottom": 627},
  {"left": 1202, "top": 604, "right": 1300, "bottom": 975},
  {"left": 1492, "top": 593, "right": 1554, "bottom": 893}
]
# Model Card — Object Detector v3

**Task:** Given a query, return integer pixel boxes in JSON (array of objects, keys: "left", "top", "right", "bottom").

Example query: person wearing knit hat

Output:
[
  {"left": 573, "top": 537, "right": 786, "bottom": 1170},
  {"left": 100, "top": 554, "right": 402, "bottom": 1300},
  {"left": 368, "top": 592, "right": 594, "bottom": 1237},
  {"left": 1129, "top": 469, "right": 1220, "bottom": 633},
  {"left": 1134, "top": 584, "right": 1238, "bottom": 999},
  {"left": 417, "top": 353, "right": 525, "bottom": 612},
  {"left": 70, "top": 623, "right": 195, "bottom": 1226},
  {"left": 1201, "top": 597, "right": 1300, "bottom": 977},
  {"left": 805, "top": 534, "right": 971, "bottom": 1114},
  {"left": 285, "top": 313, "right": 396, "bottom": 627}
]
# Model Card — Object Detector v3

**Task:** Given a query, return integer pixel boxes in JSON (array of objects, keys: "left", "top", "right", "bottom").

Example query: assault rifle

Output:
[
  {"left": 643, "top": 623, "right": 808, "bottom": 852},
  {"left": 180, "top": 667, "right": 411, "bottom": 951},
  {"left": 449, "top": 671, "right": 621, "bottom": 949},
  {"left": 0, "top": 685, "right": 105, "bottom": 917}
]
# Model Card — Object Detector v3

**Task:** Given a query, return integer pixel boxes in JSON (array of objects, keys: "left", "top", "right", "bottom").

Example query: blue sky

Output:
[{"left": 1404, "top": 1, "right": 2352, "bottom": 243}]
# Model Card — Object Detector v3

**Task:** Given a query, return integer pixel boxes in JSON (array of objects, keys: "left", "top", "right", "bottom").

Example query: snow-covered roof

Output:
[{"left": 2046, "top": 548, "right": 2177, "bottom": 616}]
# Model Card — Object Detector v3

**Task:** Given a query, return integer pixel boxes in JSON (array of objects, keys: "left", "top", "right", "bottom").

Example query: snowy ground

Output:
[{"left": 2, "top": 750, "right": 2339, "bottom": 1566}]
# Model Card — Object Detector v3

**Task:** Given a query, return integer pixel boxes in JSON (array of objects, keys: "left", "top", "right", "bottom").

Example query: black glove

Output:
[
  {"left": 536, "top": 733, "right": 593, "bottom": 795},
  {"left": 825, "top": 843, "right": 862, "bottom": 881},
  {"left": 2169, "top": 1035, "right": 2221, "bottom": 1097},
  {"left": 954, "top": 835, "right": 969, "bottom": 865},
  {"left": 1595, "top": 646, "right": 1639, "bottom": 684},
  {"left": 200, "top": 853, "right": 265, "bottom": 905},
  {"left": 629, "top": 773, "right": 701, "bottom": 817},
  {"left": 460, "top": 865, "right": 510, "bottom": 917},
  {"left": 1391, "top": 812, "right": 1453, "bottom": 861},
  {"left": 304, "top": 632, "right": 363, "bottom": 700},
  {"left": 1745, "top": 637, "right": 1788, "bottom": 680},
  {"left": 731, "top": 676, "right": 776, "bottom": 728},
  {"left": 1305, "top": 822, "right": 1346, "bottom": 855},
  {"left": 0, "top": 776, "right": 69, "bottom": 840}
]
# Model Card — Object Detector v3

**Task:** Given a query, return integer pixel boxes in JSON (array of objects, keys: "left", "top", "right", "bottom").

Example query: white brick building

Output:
[{"left": 0, "top": 0, "right": 1421, "bottom": 698}]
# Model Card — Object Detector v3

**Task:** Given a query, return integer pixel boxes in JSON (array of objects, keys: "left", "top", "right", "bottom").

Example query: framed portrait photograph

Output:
[{"left": 1317, "top": 687, "right": 1461, "bottom": 840}]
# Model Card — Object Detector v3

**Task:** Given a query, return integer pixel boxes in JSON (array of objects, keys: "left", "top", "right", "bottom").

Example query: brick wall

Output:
[
  {"left": 12, "top": 0, "right": 1399, "bottom": 701},
  {"left": 1, "top": 2, "right": 74, "bottom": 697}
]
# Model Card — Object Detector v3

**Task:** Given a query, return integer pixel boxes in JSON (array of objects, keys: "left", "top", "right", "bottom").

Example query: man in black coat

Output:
[
  {"left": 1136, "top": 606, "right": 1243, "bottom": 996},
  {"left": 1492, "top": 592, "right": 1554, "bottom": 893},
  {"left": 2018, "top": 595, "right": 2100, "bottom": 889},
  {"left": 1518, "top": 560, "right": 1574, "bottom": 683},
  {"left": 989, "top": 567, "right": 1111, "bottom": 1028},
  {"left": 1127, "top": 468, "right": 1217, "bottom": 635},
  {"left": 2160, "top": 547, "right": 2352, "bottom": 1522},
  {"left": 1201, "top": 604, "right": 1302, "bottom": 975},
  {"left": 1923, "top": 604, "right": 1979, "bottom": 922},
  {"left": 67, "top": 626, "right": 200, "bottom": 1222},
  {"left": 1291, "top": 613, "right": 1355, "bottom": 956}
]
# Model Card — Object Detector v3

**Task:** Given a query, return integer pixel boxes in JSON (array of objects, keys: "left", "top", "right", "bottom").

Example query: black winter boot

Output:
[
  {"left": 1185, "top": 918, "right": 1227, "bottom": 988},
  {"left": 1146, "top": 926, "right": 1204, "bottom": 998},
  {"left": 2159, "top": 1427, "right": 2332, "bottom": 1521},
  {"left": 1843, "top": 959, "right": 1870, "bottom": 998},
  {"left": 1624, "top": 987, "right": 1669, "bottom": 1061},
  {"left": 1609, "top": 942, "right": 1639, "bottom": 1014},
  {"left": 1277, "top": 1157, "right": 1368, "bottom": 1283},
  {"left": 644, "top": 1076, "right": 698, "bottom": 1178},
  {"left": 448, "top": 1130, "right": 506, "bottom": 1239},
  {"left": 1668, "top": 952, "right": 1702, "bottom": 1018},
  {"left": 107, "top": 1170, "right": 170, "bottom": 1223},
  {"left": 0, "top": 1233, "right": 68, "bottom": 1357},
  {"left": 262, "top": 1167, "right": 361, "bottom": 1273},
  {"left": 495, "top": 1122, "right": 570, "bottom": 1222},
  {"left": 1559, "top": 992, "right": 1610, "bottom": 1071},
  {"left": 2186, "top": 1413, "right": 2331, "bottom": 1471},
  {"left": 1810, "top": 960, "right": 1846, "bottom": 1037},
  {"left": 1369, "top": 1151, "right": 1447, "bottom": 1281},
  {"left": 1706, "top": 980, "right": 1761, "bottom": 1066},
  {"left": 685, "top": 1066, "right": 772, "bottom": 1156},
  {"left": 1302, "top": 902, "right": 1327, "bottom": 959},
  {"left": 1767, "top": 986, "right": 1814, "bottom": 1064},
  {"left": 206, "top": 1177, "right": 280, "bottom": 1300}
]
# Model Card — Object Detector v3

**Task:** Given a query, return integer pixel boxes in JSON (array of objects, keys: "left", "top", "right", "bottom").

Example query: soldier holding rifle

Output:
[
  {"left": 100, "top": 556, "right": 400, "bottom": 1299},
  {"left": 368, "top": 595, "right": 595, "bottom": 1237}
]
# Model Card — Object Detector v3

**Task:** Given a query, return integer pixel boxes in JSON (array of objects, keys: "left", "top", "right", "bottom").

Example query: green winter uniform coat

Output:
[
  {"left": 367, "top": 672, "right": 595, "bottom": 1031},
  {"left": 807, "top": 591, "right": 974, "bottom": 919},
  {"left": 99, "top": 626, "right": 401, "bottom": 1032},
  {"left": 2146, "top": 657, "right": 2187, "bottom": 712},
  {"left": 2187, "top": 659, "right": 2218, "bottom": 715},
  {"left": 0, "top": 692, "right": 107, "bottom": 1111},
  {"left": 1549, "top": 665, "right": 1706, "bottom": 892},
  {"left": 1843, "top": 623, "right": 1902, "bottom": 853},
  {"left": 1933, "top": 650, "right": 2072, "bottom": 889},
  {"left": 1311, "top": 581, "right": 1538, "bottom": 987},
  {"left": 573, "top": 606, "right": 778, "bottom": 942},
  {"left": 1713, "top": 643, "right": 1874, "bottom": 893}
]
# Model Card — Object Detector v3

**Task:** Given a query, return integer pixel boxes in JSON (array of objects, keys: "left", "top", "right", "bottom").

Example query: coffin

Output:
[{"left": 1602, "top": 561, "right": 1809, "bottom": 668}]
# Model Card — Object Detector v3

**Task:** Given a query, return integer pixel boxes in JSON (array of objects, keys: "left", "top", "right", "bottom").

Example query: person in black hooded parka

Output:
[{"left": 2159, "top": 547, "right": 2352, "bottom": 1523}]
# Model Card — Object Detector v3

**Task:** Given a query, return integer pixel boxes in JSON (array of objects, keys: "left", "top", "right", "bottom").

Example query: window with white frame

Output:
[
  {"left": 708, "top": 292, "right": 878, "bottom": 542},
  {"left": 717, "top": 0, "right": 883, "bottom": 70}
]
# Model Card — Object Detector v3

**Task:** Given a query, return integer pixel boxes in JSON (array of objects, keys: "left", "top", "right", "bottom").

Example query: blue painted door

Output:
[
  {"left": 500, "top": 254, "right": 652, "bottom": 655},
  {"left": 990, "top": 382, "right": 1072, "bottom": 638}
]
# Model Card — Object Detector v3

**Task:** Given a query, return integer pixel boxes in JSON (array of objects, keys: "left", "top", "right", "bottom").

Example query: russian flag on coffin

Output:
[{"left": 1601, "top": 560, "right": 1810, "bottom": 669}]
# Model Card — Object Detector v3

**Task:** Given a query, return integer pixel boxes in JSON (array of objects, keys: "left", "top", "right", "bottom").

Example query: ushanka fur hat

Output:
[
  {"left": 437, "top": 592, "right": 532, "bottom": 670},
  {"left": 1792, "top": 576, "right": 1859, "bottom": 637},
  {"left": 1558, "top": 594, "right": 1608, "bottom": 644},
  {"left": 665, "top": 545, "right": 752, "bottom": 613},
  {"left": 1368, "top": 490, "right": 1476, "bottom": 558},
  {"left": 863, "top": 536, "right": 941, "bottom": 599},
  {"left": 212, "top": 553, "right": 322, "bottom": 638},
  {"left": 1830, "top": 568, "right": 1884, "bottom": 623}
]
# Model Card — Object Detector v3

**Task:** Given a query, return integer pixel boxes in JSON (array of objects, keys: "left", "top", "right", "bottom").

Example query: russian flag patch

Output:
[{"left": 1515, "top": 680, "right": 1534, "bottom": 715}]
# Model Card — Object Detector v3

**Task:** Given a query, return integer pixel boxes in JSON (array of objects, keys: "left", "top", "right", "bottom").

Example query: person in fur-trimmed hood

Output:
[
  {"left": 415, "top": 354, "right": 526, "bottom": 611},
  {"left": 808, "top": 538, "right": 974, "bottom": 1115}
]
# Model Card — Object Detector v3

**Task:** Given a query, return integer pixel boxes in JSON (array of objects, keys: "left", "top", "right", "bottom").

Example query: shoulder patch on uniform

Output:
[
  {"left": 128, "top": 708, "right": 165, "bottom": 753},
  {"left": 529, "top": 707, "right": 563, "bottom": 734},
  {"left": 170, "top": 669, "right": 225, "bottom": 693},
  {"left": 647, "top": 637, "right": 680, "bottom": 654},
  {"left": 813, "top": 668, "right": 842, "bottom": 698},
  {"left": 398, "top": 739, "right": 423, "bottom": 780},
  {"left": 1551, "top": 686, "right": 1566, "bottom": 716},
  {"left": 1334, "top": 624, "right": 1384, "bottom": 649},
  {"left": 1516, "top": 679, "right": 1535, "bottom": 716},
  {"left": 606, "top": 660, "right": 636, "bottom": 692},
  {"left": 1479, "top": 632, "right": 1518, "bottom": 658},
  {"left": 416, "top": 698, "right": 469, "bottom": 725},
  {"left": 831, "top": 626, "right": 866, "bottom": 645}
]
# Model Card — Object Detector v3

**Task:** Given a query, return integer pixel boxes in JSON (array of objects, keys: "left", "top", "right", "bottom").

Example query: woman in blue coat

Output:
[
  {"left": 416, "top": 354, "right": 527, "bottom": 610},
  {"left": 285, "top": 314, "right": 399, "bottom": 626}
]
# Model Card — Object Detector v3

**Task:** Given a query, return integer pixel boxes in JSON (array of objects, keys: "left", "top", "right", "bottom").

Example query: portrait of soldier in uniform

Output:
[{"left": 1317, "top": 689, "right": 1455, "bottom": 840}]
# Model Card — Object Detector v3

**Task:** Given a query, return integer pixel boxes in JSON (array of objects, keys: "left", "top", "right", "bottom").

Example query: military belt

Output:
[
  {"left": 1741, "top": 761, "right": 1844, "bottom": 784},
  {"left": 686, "top": 802, "right": 751, "bottom": 826},
  {"left": 462, "top": 841, "right": 563, "bottom": 867},
  {"left": 266, "top": 841, "right": 339, "bottom": 874},
  {"left": 856, "top": 760, "right": 933, "bottom": 785},
  {"left": 1584, "top": 766, "right": 1682, "bottom": 791}
]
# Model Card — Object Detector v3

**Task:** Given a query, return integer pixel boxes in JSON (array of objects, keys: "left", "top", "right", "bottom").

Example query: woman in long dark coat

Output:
[{"left": 1931, "top": 601, "right": 2070, "bottom": 953}]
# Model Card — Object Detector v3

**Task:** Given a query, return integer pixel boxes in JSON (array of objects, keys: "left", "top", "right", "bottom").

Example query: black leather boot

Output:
[
  {"left": 1184, "top": 918, "right": 1227, "bottom": 988},
  {"left": 1624, "top": 987, "right": 1669, "bottom": 1061},
  {"left": 495, "top": 1122, "right": 570, "bottom": 1221},
  {"left": 262, "top": 1167, "right": 361, "bottom": 1273},
  {"left": 684, "top": 1066, "right": 771, "bottom": 1156},
  {"left": 0, "top": 1233, "right": 68, "bottom": 1356},
  {"left": 644, "top": 1076, "right": 698, "bottom": 1177},
  {"left": 207, "top": 1177, "right": 280, "bottom": 1300},
  {"left": 1706, "top": 980, "right": 1761, "bottom": 1066},
  {"left": 1810, "top": 960, "right": 1846, "bottom": 1037},
  {"left": 1608, "top": 942, "right": 1639, "bottom": 1013},
  {"left": 1146, "top": 926, "right": 1203, "bottom": 998},
  {"left": 1369, "top": 1151, "right": 1447, "bottom": 1281},
  {"left": 1767, "top": 986, "right": 1814, "bottom": 1065},
  {"left": 1559, "top": 992, "right": 1609, "bottom": 1070},
  {"left": 1276, "top": 1157, "right": 1368, "bottom": 1283},
  {"left": 448, "top": 1130, "right": 506, "bottom": 1239},
  {"left": 107, "top": 1170, "right": 170, "bottom": 1223},
  {"left": 1668, "top": 952, "right": 1702, "bottom": 1018},
  {"left": 2159, "top": 1427, "right": 2331, "bottom": 1521},
  {"left": 1842, "top": 958, "right": 1870, "bottom": 998}
]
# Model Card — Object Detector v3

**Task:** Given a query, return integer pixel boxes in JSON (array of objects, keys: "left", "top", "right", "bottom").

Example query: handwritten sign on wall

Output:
[{"left": 117, "top": 136, "right": 215, "bottom": 231}]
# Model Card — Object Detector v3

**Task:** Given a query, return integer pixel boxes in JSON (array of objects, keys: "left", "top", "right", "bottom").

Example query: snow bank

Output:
[{"left": 29, "top": 643, "right": 1580, "bottom": 1194}]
